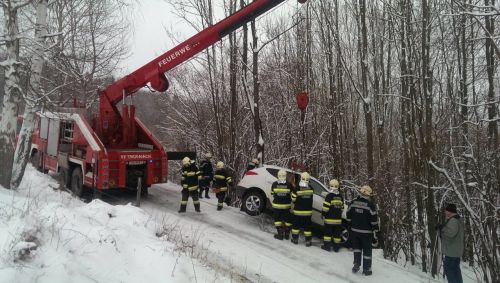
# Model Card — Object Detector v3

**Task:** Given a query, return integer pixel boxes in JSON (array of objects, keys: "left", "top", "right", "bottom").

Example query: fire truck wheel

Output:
[
  {"left": 71, "top": 168, "right": 84, "bottom": 197},
  {"left": 140, "top": 186, "right": 149, "bottom": 197},
  {"left": 30, "top": 151, "right": 42, "bottom": 172}
]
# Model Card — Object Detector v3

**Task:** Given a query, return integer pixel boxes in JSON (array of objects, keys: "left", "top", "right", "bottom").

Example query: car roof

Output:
[{"left": 259, "top": 164, "right": 323, "bottom": 181}]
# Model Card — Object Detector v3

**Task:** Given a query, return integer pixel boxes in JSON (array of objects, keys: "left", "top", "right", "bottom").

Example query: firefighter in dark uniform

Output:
[
  {"left": 213, "top": 161, "right": 232, "bottom": 211},
  {"left": 290, "top": 172, "right": 314, "bottom": 247},
  {"left": 322, "top": 179, "right": 344, "bottom": 252},
  {"left": 271, "top": 169, "right": 293, "bottom": 240},
  {"left": 179, "top": 157, "right": 201, "bottom": 213},
  {"left": 199, "top": 153, "right": 213, "bottom": 199},
  {"left": 346, "top": 185, "right": 379, "bottom": 276}
]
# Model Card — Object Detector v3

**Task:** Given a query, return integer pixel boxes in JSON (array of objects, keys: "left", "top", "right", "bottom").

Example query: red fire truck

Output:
[{"left": 30, "top": 0, "right": 307, "bottom": 197}]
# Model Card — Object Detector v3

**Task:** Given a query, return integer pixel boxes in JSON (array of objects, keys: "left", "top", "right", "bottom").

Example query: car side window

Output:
[
  {"left": 265, "top": 168, "right": 279, "bottom": 177},
  {"left": 309, "top": 179, "right": 326, "bottom": 196}
]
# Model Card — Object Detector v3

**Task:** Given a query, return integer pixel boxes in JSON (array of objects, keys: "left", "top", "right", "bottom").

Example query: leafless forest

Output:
[
  {"left": 0, "top": 0, "right": 497, "bottom": 282},
  {"left": 149, "top": 0, "right": 499, "bottom": 281}
]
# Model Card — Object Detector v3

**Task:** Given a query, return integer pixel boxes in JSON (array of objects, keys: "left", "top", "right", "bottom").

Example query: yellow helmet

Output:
[
  {"left": 216, "top": 161, "right": 224, "bottom": 169},
  {"left": 277, "top": 169, "right": 287, "bottom": 180},
  {"left": 182, "top": 157, "right": 191, "bottom": 166},
  {"left": 329, "top": 179, "right": 340, "bottom": 189},
  {"left": 359, "top": 185, "right": 373, "bottom": 196},
  {"left": 300, "top": 172, "right": 310, "bottom": 182}
]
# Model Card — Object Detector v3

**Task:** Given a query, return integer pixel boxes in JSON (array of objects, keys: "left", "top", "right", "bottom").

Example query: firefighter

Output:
[
  {"left": 245, "top": 158, "right": 259, "bottom": 172},
  {"left": 213, "top": 161, "right": 232, "bottom": 211},
  {"left": 179, "top": 157, "right": 201, "bottom": 213},
  {"left": 347, "top": 185, "right": 379, "bottom": 276},
  {"left": 321, "top": 179, "right": 344, "bottom": 252},
  {"left": 271, "top": 169, "right": 293, "bottom": 240},
  {"left": 199, "top": 153, "right": 214, "bottom": 199},
  {"left": 290, "top": 172, "right": 314, "bottom": 246}
]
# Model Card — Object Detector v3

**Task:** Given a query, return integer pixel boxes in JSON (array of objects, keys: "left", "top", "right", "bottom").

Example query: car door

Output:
[{"left": 309, "top": 178, "right": 328, "bottom": 226}]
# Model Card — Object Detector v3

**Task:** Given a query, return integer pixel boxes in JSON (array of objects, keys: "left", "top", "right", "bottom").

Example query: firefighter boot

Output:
[
  {"left": 352, "top": 264, "right": 360, "bottom": 274},
  {"left": 178, "top": 204, "right": 187, "bottom": 213},
  {"left": 283, "top": 227, "right": 291, "bottom": 240},
  {"left": 274, "top": 227, "right": 283, "bottom": 240},
  {"left": 291, "top": 235, "right": 299, "bottom": 245},
  {"left": 204, "top": 188, "right": 210, "bottom": 199},
  {"left": 321, "top": 241, "right": 331, "bottom": 252},
  {"left": 362, "top": 269, "right": 373, "bottom": 276},
  {"left": 332, "top": 243, "right": 340, "bottom": 253},
  {"left": 194, "top": 203, "right": 201, "bottom": 213},
  {"left": 305, "top": 235, "right": 312, "bottom": 247}
]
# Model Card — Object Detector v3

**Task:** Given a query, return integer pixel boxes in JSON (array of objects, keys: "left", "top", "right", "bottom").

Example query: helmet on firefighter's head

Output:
[
  {"left": 252, "top": 158, "right": 259, "bottom": 165},
  {"left": 204, "top": 153, "right": 212, "bottom": 159},
  {"left": 216, "top": 161, "right": 224, "bottom": 169},
  {"left": 277, "top": 169, "right": 287, "bottom": 181},
  {"left": 300, "top": 172, "right": 310, "bottom": 182},
  {"left": 182, "top": 157, "right": 191, "bottom": 166},
  {"left": 329, "top": 179, "right": 340, "bottom": 189},
  {"left": 359, "top": 185, "right": 373, "bottom": 197}
]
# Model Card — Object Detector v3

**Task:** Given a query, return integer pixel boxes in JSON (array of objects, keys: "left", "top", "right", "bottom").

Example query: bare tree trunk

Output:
[
  {"left": 250, "top": 21, "right": 264, "bottom": 164},
  {"left": 11, "top": 0, "right": 49, "bottom": 189},
  {"left": 0, "top": 0, "right": 28, "bottom": 189}
]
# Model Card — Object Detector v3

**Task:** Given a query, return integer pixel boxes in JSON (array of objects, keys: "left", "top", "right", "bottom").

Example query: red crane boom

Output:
[{"left": 98, "top": 0, "right": 306, "bottom": 147}]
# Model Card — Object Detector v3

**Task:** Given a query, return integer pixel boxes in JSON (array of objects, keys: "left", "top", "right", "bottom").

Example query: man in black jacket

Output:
[
  {"left": 346, "top": 185, "right": 379, "bottom": 276},
  {"left": 213, "top": 161, "right": 232, "bottom": 211},
  {"left": 322, "top": 179, "right": 344, "bottom": 252},
  {"left": 179, "top": 157, "right": 201, "bottom": 213},
  {"left": 271, "top": 169, "right": 293, "bottom": 240},
  {"left": 290, "top": 172, "right": 314, "bottom": 247},
  {"left": 199, "top": 153, "right": 213, "bottom": 199}
]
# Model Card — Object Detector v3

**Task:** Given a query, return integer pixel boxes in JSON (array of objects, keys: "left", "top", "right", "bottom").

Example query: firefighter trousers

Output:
[
  {"left": 323, "top": 223, "right": 343, "bottom": 245},
  {"left": 216, "top": 191, "right": 227, "bottom": 209},
  {"left": 291, "top": 215, "right": 312, "bottom": 243},
  {"left": 273, "top": 208, "right": 292, "bottom": 236},
  {"left": 180, "top": 188, "right": 200, "bottom": 212},
  {"left": 351, "top": 232, "right": 373, "bottom": 271}
]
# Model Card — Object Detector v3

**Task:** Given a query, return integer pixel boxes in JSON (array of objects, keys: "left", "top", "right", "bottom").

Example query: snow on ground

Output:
[{"left": 0, "top": 165, "right": 480, "bottom": 283}]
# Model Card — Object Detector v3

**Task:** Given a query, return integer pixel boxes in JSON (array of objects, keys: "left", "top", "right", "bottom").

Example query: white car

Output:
[{"left": 235, "top": 165, "right": 331, "bottom": 226}]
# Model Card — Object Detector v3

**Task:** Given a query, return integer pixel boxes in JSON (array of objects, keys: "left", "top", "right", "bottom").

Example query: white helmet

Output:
[
  {"left": 359, "top": 185, "right": 373, "bottom": 197},
  {"left": 277, "top": 169, "right": 287, "bottom": 181},
  {"left": 252, "top": 158, "right": 259, "bottom": 165},
  {"left": 216, "top": 161, "right": 224, "bottom": 169},
  {"left": 329, "top": 179, "right": 340, "bottom": 190},
  {"left": 182, "top": 157, "right": 191, "bottom": 166},
  {"left": 300, "top": 172, "right": 310, "bottom": 182}
]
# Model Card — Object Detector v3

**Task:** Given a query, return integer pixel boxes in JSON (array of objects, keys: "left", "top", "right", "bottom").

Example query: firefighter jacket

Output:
[
  {"left": 213, "top": 168, "right": 232, "bottom": 192},
  {"left": 322, "top": 191, "right": 344, "bottom": 225},
  {"left": 346, "top": 196, "right": 379, "bottom": 234},
  {"left": 271, "top": 181, "right": 292, "bottom": 210},
  {"left": 199, "top": 159, "right": 214, "bottom": 180},
  {"left": 181, "top": 163, "right": 200, "bottom": 191},
  {"left": 291, "top": 183, "right": 313, "bottom": 216}
]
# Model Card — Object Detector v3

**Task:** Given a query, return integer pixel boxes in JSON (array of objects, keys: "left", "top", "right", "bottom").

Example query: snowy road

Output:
[{"left": 130, "top": 183, "right": 440, "bottom": 283}]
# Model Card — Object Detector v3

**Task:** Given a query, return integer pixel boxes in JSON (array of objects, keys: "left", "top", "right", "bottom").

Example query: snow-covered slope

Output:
[{"left": 0, "top": 166, "right": 478, "bottom": 282}]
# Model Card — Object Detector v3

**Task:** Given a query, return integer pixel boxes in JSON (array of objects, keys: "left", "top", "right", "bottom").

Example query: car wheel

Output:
[
  {"left": 242, "top": 191, "right": 265, "bottom": 216},
  {"left": 71, "top": 168, "right": 84, "bottom": 197}
]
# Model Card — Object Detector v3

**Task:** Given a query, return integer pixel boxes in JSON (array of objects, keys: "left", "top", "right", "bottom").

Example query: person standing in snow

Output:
[
  {"left": 199, "top": 153, "right": 214, "bottom": 199},
  {"left": 179, "top": 157, "right": 201, "bottom": 213},
  {"left": 271, "top": 169, "right": 293, "bottom": 240},
  {"left": 321, "top": 179, "right": 344, "bottom": 252},
  {"left": 436, "top": 203, "right": 464, "bottom": 283},
  {"left": 290, "top": 172, "right": 314, "bottom": 247},
  {"left": 346, "top": 185, "right": 379, "bottom": 276},
  {"left": 213, "top": 161, "right": 232, "bottom": 211}
]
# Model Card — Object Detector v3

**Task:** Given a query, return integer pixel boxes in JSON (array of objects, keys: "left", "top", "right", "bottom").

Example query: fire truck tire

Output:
[
  {"left": 141, "top": 186, "right": 149, "bottom": 197},
  {"left": 71, "top": 168, "right": 84, "bottom": 197}
]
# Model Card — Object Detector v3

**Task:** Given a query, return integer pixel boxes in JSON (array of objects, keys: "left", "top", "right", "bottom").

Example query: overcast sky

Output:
[{"left": 118, "top": 0, "right": 302, "bottom": 76}]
